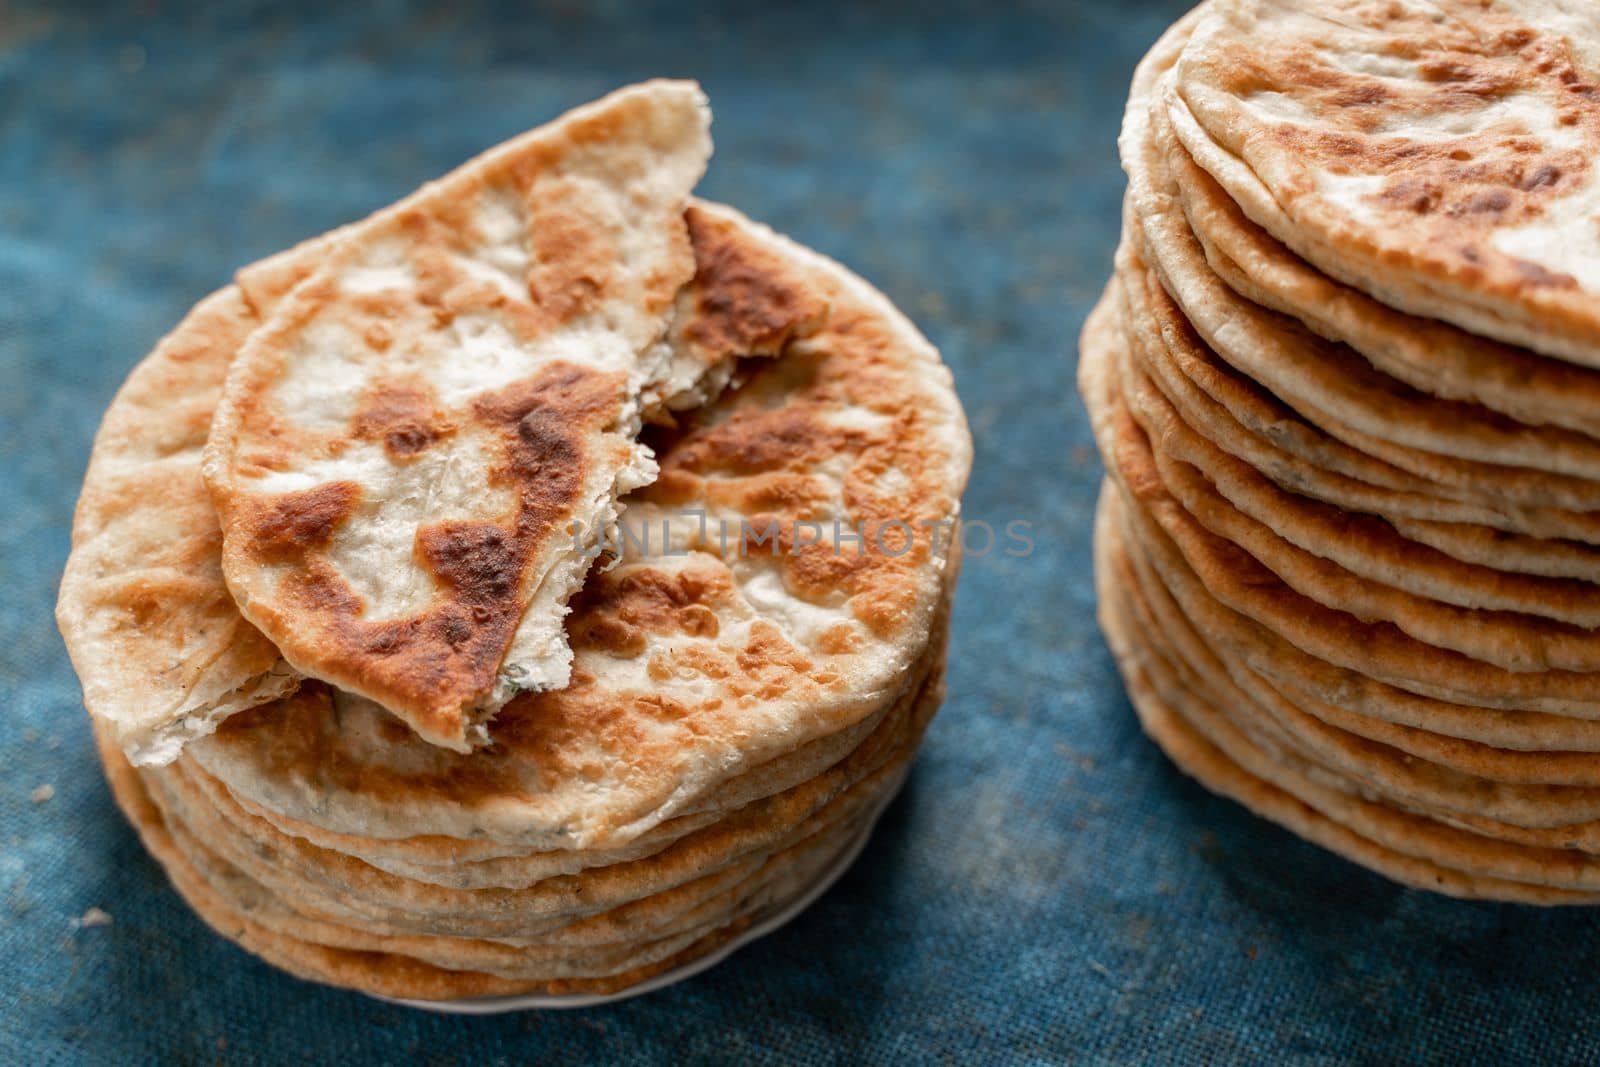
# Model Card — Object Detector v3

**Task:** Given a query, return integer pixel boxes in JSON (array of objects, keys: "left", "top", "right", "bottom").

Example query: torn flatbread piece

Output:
[
  {"left": 204, "top": 81, "right": 714, "bottom": 751},
  {"left": 57, "top": 194, "right": 824, "bottom": 767}
]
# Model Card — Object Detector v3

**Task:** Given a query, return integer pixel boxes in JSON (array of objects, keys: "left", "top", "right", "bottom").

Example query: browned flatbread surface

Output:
[
  {"left": 203, "top": 81, "right": 715, "bottom": 749},
  {"left": 1173, "top": 0, "right": 1600, "bottom": 367},
  {"left": 59, "top": 83, "right": 969, "bottom": 1000},
  {"left": 1084, "top": 6, "right": 1600, "bottom": 903}
]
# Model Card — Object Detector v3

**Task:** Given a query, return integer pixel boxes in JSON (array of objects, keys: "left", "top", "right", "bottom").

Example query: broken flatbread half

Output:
[
  {"left": 204, "top": 81, "right": 720, "bottom": 751},
  {"left": 58, "top": 193, "right": 825, "bottom": 767}
]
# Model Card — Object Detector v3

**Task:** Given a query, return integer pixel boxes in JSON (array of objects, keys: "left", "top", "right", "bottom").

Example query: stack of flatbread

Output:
[
  {"left": 1083, "top": 1, "right": 1600, "bottom": 902},
  {"left": 56, "top": 82, "right": 971, "bottom": 999}
]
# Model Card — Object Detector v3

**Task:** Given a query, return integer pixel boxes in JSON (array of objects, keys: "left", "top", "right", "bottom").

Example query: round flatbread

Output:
[
  {"left": 202, "top": 81, "right": 716, "bottom": 750},
  {"left": 179, "top": 201, "right": 969, "bottom": 852},
  {"left": 1173, "top": 0, "right": 1600, "bottom": 366}
]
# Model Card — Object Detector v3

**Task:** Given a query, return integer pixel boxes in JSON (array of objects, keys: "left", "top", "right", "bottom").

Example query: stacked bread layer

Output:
[
  {"left": 97, "top": 624, "right": 948, "bottom": 998},
  {"left": 80, "top": 203, "right": 967, "bottom": 997},
  {"left": 1086, "top": 4, "right": 1600, "bottom": 903},
  {"left": 58, "top": 84, "right": 971, "bottom": 999}
]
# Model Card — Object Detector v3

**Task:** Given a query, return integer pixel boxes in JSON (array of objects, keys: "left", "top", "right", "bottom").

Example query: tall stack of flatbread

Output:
[
  {"left": 1084, "top": 1, "right": 1600, "bottom": 902},
  {"left": 57, "top": 82, "right": 971, "bottom": 999}
]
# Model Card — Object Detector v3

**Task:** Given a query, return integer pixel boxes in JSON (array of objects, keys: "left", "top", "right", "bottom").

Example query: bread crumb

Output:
[
  {"left": 74, "top": 907, "right": 112, "bottom": 929},
  {"left": 30, "top": 784, "right": 54, "bottom": 804}
]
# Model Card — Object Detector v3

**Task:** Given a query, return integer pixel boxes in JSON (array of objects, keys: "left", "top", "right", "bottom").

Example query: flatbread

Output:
[
  {"left": 1124, "top": 238, "right": 1600, "bottom": 576},
  {"left": 146, "top": 729, "right": 908, "bottom": 939},
  {"left": 185, "top": 201, "right": 970, "bottom": 851},
  {"left": 1086, "top": 289, "right": 1600, "bottom": 719},
  {"left": 1090, "top": 484, "right": 1595, "bottom": 904},
  {"left": 58, "top": 190, "right": 831, "bottom": 766},
  {"left": 1120, "top": 277, "right": 1600, "bottom": 629},
  {"left": 203, "top": 81, "right": 714, "bottom": 750},
  {"left": 1129, "top": 91, "right": 1600, "bottom": 498},
  {"left": 1114, "top": 513, "right": 1600, "bottom": 892},
  {"left": 1117, "top": 361, "right": 1600, "bottom": 715},
  {"left": 1118, "top": 498, "right": 1600, "bottom": 836},
  {"left": 1102, "top": 501, "right": 1600, "bottom": 898},
  {"left": 99, "top": 727, "right": 887, "bottom": 998},
  {"left": 1164, "top": 89, "right": 1600, "bottom": 438},
  {"left": 1173, "top": 0, "right": 1600, "bottom": 367},
  {"left": 69, "top": 84, "right": 969, "bottom": 997},
  {"left": 147, "top": 649, "right": 940, "bottom": 932},
  {"left": 1119, "top": 231, "right": 1600, "bottom": 543},
  {"left": 196, "top": 594, "right": 946, "bottom": 891},
  {"left": 56, "top": 290, "right": 298, "bottom": 765},
  {"left": 1089, "top": 284, "right": 1600, "bottom": 759},
  {"left": 221, "top": 700, "right": 888, "bottom": 881},
  {"left": 1122, "top": 347, "right": 1600, "bottom": 673},
  {"left": 1087, "top": 10, "right": 1600, "bottom": 903},
  {"left": 1088, "top": 278, "right": 1600, "bottom": 759}
]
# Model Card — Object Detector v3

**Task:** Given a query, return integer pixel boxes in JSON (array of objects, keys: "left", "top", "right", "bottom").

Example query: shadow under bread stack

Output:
[{"left": 1084, "top": 1, "right": 1600, "bottom": 902}]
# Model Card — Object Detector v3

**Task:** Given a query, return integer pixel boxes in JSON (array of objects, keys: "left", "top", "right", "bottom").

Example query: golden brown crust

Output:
[
  {"left": 350, "top": 380, "right": 456, "bottom": 461},
  {"left": 70, "top": 210, "right": 967, "bottom": 1003},
  {"left": 1130, "top": 91, "right": 1600, "bottom": 501},
  {"left": 1163, "top": 76, "right": 1600, "bottom": 438},
  {"left": 1237, "top": 31, "right": 1595, "bottom": 250},
  {"left": 189, "top": 203, "right": 969, "bottom": 852},
  {"left": 677, "top": 204, "right": 830, "bottom": 361},
  {"left": 204, "top": 81, "right": 713, "bottom": 750},
  {"left": 1175, "top": 0, "right": 1600, "bottom": 364},
  {"left": 228, "top": 363, "right": 627, "bottom": 745},
  {"left": 1092, "top": 489, "right": 1599, "bottom": 904},
  {"left": 96, "top": 659, "right": 942, "bottom": 998}
]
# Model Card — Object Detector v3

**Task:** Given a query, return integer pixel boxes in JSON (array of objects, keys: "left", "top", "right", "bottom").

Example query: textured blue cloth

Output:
[{"left": 5, "top": 1, "right": 1597, "bottom": 1063}]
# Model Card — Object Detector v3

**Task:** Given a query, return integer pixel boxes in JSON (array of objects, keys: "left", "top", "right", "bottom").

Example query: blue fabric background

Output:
[{"left": 5, "top": 1, "right": 1598, "bottom": 1062}]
